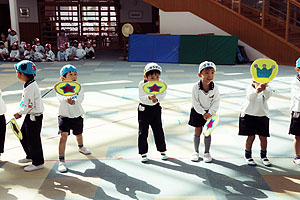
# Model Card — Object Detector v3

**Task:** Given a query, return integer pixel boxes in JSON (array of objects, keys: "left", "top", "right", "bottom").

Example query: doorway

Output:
[{"left": 38, "top": 0, "right": 120, "bottom": 49}]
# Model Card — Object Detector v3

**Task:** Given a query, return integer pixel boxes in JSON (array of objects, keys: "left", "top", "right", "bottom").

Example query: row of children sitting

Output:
[{"left": 0, "top": 38, "right": 95, "bottom": 62}]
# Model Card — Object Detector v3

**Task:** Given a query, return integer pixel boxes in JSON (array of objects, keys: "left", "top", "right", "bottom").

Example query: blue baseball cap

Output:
[
  {"left": 60, "top": 64, "right": 77, "bottom": 77},
  {"left": 296, "top": 57, "right": 300, "bottom": 68},
  {"left": 14, "top": 60, "right": 37, "bottom": 75}
]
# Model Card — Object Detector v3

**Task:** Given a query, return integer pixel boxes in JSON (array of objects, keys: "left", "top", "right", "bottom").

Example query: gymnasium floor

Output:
[{"left": 0, "top": 50, "right": 299, "bottom": 200}]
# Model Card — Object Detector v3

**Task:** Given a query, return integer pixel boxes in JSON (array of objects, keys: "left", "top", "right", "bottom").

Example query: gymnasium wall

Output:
[{"left": 159, "top": 10, "right": 266, "bottom": 62}]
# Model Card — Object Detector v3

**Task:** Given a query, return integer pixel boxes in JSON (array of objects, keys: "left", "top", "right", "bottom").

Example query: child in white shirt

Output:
[
  {"left": 57, "top": 65, "right": 91, "bottom": 173},
  {"left": 7, "top": 42, "right": 20, "bottom": 61},
  {"left": 0, "top": 89, "right": 7, "bottom": 160},
  {"left": 44, "top": 43, "right": 55, "bottom": 62},
  {"left": 239, "top": 80, "right": 272, "bottom": 167}
]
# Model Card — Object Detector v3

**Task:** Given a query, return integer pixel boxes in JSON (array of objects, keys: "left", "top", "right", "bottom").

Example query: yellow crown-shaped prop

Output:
[{"left": 250, "top": 58, "right": 278, "bottom": 83}]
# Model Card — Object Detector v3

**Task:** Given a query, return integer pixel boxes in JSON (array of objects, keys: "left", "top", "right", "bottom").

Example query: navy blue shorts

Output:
[
  {"left": 58, "top": 116, "right": 83, "bottom": 135},
  {"left": 238, "top": 114, "right": 270, "bottom": 137},
  {"left": 188, "top": 108, "right": 207, "bottom": 128},
  {"left": 289, "top": 111, "right": 300, "bottom": 136}
]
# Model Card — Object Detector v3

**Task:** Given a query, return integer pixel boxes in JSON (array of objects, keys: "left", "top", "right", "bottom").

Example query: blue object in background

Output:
[{"left": 128, "top": 34, "right": 180, "bottom": 63}]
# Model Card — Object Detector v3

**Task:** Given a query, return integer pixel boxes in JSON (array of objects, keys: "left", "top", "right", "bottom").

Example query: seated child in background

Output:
[
  {"left": 7, "top": 42, "right": 20, "bottom": 61},
  {"left": 19, "top": 41, "right": 26, "bottom": 60},
  {"left": 85, "top": 41, "right": 95, "bottom": 59},
  {"left": 23, "top": 44, "right": 34, "bottom": 61},
  {"left": 70, "top": 40, "right": 79, "bottom": 60},
  {"left": 57, "top": 45, "right": 68, "bottom": 61},
  {"left": 0, "top": 41, "right": 9, "bottom": 61},
  {"left": 32, "top": 45, "right": 44, "bottom": 62},
  {"left": 34, "top": 38, "right": 45, "bottom": 54},
  {"left": 1, "top": 33, "right": 9, "bottom": 49},
  {"left": 44, "top": 43, "right": 55, "bottom": 62},
  {"left": 74, "top": 43, "right": 86, "bottom": 60},
  {"left": 65, "top": 42, "right": 73, "bottom": 61}
]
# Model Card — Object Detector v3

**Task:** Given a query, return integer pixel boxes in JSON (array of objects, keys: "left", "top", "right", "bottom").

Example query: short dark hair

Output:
[
  {"left": 0, "top": 41, "right": 4, "bottom": 46},
  {"left": 145, "top": 69, "right": 160, "bottom": 77},
  {"left": 19, "top": 72, "right": 35, "bottom": 79}
]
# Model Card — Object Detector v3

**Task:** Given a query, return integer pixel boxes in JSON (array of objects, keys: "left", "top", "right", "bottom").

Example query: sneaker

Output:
[
  {"left": 161, "top": 152, "right": 168, "bottom": 160},
  {"left": 293, "top": 158, "right": 300, "bottom": 166},
  {"left": 24, "top": 164, "right": 44, "bottom": 172},
  {"left": 18, "top": 158, "right": 32, "bottom": 163},
  {"left": 141, "top": 154, "right": 149, "bottom": 163},
  {"left": 79, "top": 147, "right": 91, "bottom": 155},
  {"left": 191, "top": 152, "right": 199, "bottom": 162},
  {"left": 203, "top": 153, "right": 213, "bottom": 163},
  {"left": 92, "top": 56, "right": 95, "bottom": 59},
  {"left": 261, "top": 157, "right": 272, "bottom": 167},
  {"left": 245, "top": 158, "right": 257, "bottom": 166},
  {"left": 58, "top": 161, "right": 68, "bottom": 173}
]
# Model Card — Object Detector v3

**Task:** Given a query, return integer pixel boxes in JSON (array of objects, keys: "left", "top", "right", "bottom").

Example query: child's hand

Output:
[
  {"left": 203, "top": 113, "right": 212, "bottom": 120},
  {"left": 260, "top": 83, "right": 267, "bottom": 91},
  {"left": 148, "top": 95, "right": 158, "bottom": 103},
  {"left": 66, "top": 97, "right": 75, "bottom": 105},
  {"left": 14, "top": 113, "right": 21, "bottom": 119}
]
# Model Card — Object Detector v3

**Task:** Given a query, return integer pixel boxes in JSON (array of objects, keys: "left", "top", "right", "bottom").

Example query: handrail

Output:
[{"left": 216, "top": 0, "right": 300, "bottom": 40}]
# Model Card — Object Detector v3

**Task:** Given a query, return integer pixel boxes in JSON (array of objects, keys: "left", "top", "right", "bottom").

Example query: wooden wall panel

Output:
[
  {"left": 144, "top": 0, "right": 300, "bottom": 65},
  {"left": 19, "top": 23, "right": 40, "bottom": 44}
]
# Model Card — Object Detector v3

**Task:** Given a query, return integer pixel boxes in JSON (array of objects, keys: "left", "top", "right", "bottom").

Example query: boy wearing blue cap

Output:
[
  {"left": 288, "top": 58, "right": 300, "bottom": 166},
  {"left": 57, "top": 64, "right": 91, "bottom": 173},
  {"left": 189, "top": 61, "right": 220, "bottom": 163},
  {"left": 13, "top": 60, "right": 45, "bottom": 172}
]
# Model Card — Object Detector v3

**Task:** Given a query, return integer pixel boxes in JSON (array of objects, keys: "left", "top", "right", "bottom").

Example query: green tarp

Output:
[{"left": 179, "top": 35, "right": 238, "bottom": 65}]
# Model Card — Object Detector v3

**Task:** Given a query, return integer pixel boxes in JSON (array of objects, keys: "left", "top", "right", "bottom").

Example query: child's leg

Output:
[
  {"left": 59, "top": 132, "right": 69, "bottom": 161},
  {"left": 204, "top": 135, "right": 211, "bottom": 153},
  {"left": 150, "top": 105, "right": 167, "bottom": 153},
  {"left": 26, "top": 115, "right": 44, "bottom": 166},
  {"left": 20, "top": 116, "right": 31, "bottom": 159},
  {"left": 75, "top": 133, "right": 83, "bottom": 147},
  {"left": 259, "top": 135, "right": 267, "bottom": 151},
  {"left": 194, "top": 127, "right": 202, "bottom": 153},
  {"left": 19, "top": 115, "right": 44, "bottom": 166},
  {"left": 138, "top": 121, "right": 150, "bottom": 155},
  {"left": 295, "top": 136, "right": 300, "bottom": 158},
  {"left": 245, "top": 135, "right": 255, "bottom": 158},
  {"left": 0, "top": 115, "right": 6, "bottom": 154}
]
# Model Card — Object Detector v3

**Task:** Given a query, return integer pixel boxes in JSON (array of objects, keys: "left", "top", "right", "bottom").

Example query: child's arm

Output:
[
  {"left": 156, "top": 90, "right": 166, "bottom": 102},
  {"left": 246, "top": 85, "right": 258, "bottom": 101},
  {"left": 192, "top": 84, "right": 206, "bottom": 115},
  {"left": 262, "top": 85, "right": 272, "bottom": 100},
  {"left": 208, "top": 85, "right": 220, "bottom": 116},
  {"left": 139, "top": 81, "right": 153, "bottom": 103},
  {"left": 72, "top": 89, "right": 84, "bottom": 105},
  {"left": 291, "top": 80, "right": 300, "bottom": 100}
]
